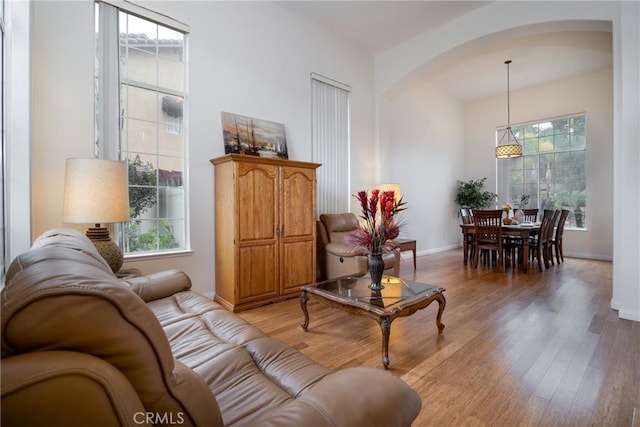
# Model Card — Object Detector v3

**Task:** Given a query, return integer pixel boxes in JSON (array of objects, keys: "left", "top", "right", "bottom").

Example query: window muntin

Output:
[
  {"left": 96, "top": 2, "right": 188, "bottom": 255},
  {"left": 502, "top": 115, "right": 586, "bottom": 229}
]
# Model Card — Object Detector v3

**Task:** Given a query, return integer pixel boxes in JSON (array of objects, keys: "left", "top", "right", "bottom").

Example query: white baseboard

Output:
[
  {"left": 564, "top": 252, "right": 613, "bottom": 261},
  {"left": 409, "top": 244, "right": 459, "bottom": 259},
  {"left": 611, "top": 300, "right": 640, "bottom": 322},
  {"left": 618, "top": 309, "right": 640, "bottom": 322}
]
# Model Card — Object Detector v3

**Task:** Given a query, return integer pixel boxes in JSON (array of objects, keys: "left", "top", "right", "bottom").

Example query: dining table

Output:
[{"left": 460, "top": 222, "right": 542, "bottom": 273}]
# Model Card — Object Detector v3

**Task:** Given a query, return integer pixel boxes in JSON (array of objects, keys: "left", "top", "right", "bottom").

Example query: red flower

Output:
[{"left": 348, "top": 189, "right": 407, "bottom": 255}]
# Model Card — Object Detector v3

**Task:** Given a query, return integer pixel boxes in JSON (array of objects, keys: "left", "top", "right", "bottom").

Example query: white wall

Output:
[
  {"left": 465, "top": 69, "right": 613, "bottom": 260},
  {"left": 30, "top": 1, "right": 375, "bottom": 294},
  {"left": 378, "top": 81, "right": 465, "bottom": 253},
  {"left": 32, "top": 1, "right": 95, "bottom": 238},
  {"left": 611, "top": 0, "right": 640, "bottom": 322}
]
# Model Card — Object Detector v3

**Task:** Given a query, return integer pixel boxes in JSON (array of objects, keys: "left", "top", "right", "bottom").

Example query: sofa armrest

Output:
[
  {"left": 324, "top": 243, "right": 367, "bottom": 258},
  {"left": 258, "top": 367, "right": 421, "bottom": 427},
  {"left": 1, "top": 351, "right": 149, "bottom": 427},
  {"left": 122, "top": 269, "right": 192, "bottom": 302}
]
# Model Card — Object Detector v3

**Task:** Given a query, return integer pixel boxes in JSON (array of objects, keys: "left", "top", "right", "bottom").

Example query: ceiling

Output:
[
  {"left": 278, "top": 1, "right": 613, "bottom": 101},
  {"left": 277, "top": 1, "right": 490, "bottom": 54}
]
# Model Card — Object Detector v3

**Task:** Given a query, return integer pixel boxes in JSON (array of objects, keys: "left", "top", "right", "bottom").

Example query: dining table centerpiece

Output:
[
  {"left": 501, "top": 203, "right": 513, "bottom": 225},
  {"left": 349, "top": 189, "right": 407, "bottom": 290}
]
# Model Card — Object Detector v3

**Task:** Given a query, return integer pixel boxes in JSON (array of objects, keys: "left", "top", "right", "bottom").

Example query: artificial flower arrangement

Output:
[
  {"left": 501, "top": 203, "right": 519, "bottom": 225},
  {"left": 501, "top": 203, "right": 512, "bottom": 217},
  {"left": 349, "top": 189, "right": 407, "bottom": 255},
  {"left": 501, "top": 203, "right": 514, "bottom": 225}
]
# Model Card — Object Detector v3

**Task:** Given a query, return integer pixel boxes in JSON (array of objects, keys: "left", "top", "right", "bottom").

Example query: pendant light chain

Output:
[{"left": 506, "top": 59, "right": 512, "bottom": 128}]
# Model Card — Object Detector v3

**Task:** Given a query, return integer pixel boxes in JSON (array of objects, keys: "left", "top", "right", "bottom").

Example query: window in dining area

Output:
[{"left": 497, "top": 114, "right": 586, "bottom": 229}]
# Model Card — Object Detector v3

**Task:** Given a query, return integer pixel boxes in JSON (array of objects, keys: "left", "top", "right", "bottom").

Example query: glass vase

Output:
[{"left": 368, "top": 253, "right": 385, "bottom": 290}]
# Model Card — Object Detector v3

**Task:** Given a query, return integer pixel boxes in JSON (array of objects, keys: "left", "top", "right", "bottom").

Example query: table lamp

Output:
[
  {"left": 375, "top": 183, "right": 402, "bottom": 203},
  {"left": 63, "top": 158, "right": 130, "bottom": 273}
]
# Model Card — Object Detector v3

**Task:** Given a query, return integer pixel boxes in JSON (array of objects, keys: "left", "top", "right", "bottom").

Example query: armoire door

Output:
[
  {"left": 279, "top": 166, "right": 316, "bottom": 294},
  {"left": 236, "top": 162, "right": 279, "bottom": 301}
]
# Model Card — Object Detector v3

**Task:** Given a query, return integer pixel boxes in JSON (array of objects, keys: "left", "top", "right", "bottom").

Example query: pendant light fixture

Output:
[{"left": 495, "top": 60, "right": 522, "bottom": 159}]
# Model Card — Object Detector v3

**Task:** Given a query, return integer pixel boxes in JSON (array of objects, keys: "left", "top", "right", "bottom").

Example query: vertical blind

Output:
[{"left": 311, "top": 74, "right": 350, "bottom": 215}]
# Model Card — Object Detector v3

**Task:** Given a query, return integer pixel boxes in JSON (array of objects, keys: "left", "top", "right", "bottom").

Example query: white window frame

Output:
[
  {"left": 497, "top": 113, "right": 587, "bottom": 229},
  {"left": 95, "top": 1, "right": 190, "bottom": 257},
  {"left": 2, "top": 0, "right": 32, "bottom": 280}
]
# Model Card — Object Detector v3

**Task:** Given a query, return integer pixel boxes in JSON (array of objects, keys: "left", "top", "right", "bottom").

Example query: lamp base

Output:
[{"left": 86, "top": 226, "right": 123, "bottom": 274}]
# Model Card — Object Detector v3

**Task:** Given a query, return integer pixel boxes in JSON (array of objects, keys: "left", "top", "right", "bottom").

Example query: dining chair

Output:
[
  {"left": 471, "top": 209, "right": 503, "bottom": 269},
  {"left": 528, "top": 210, "right": 555, "bottom": 272},
  {"left": 503, "top": 232, "right": 522, "bottom": 269},
  {"left": 551, "top": 209, "right": 570, "bottom": 264},
  {"left": 460, "top": 208, "right": 473, "bottom": 225},
  {"left": 460, "top": 208, "right": 476, "bottom": 263},
  {"left": 520, "top": 208, "right": 539, "bottom": 223},
  {"left": 543, "top": 210, "right": 560, "bottom": 268}
]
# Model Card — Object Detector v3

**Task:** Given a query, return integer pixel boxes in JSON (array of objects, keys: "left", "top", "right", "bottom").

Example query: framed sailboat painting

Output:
[{"left": 221, "top": 112, "right": 288, "bottom": 159}]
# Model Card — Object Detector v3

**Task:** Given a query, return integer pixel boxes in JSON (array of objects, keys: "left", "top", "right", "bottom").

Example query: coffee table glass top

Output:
[{"left": 303, "top": 275, "right": 444, "bottom": 312}]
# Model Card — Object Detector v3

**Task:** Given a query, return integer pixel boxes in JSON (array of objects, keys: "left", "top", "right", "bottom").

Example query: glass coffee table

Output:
[{"left": 300, "top": 275, "right": 446, "bottom": 369}]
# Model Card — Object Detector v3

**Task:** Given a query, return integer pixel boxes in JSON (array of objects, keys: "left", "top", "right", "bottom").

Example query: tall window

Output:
[
  {"left": 96, "top": 2, "right": 188, "bottom": 255},
  {"left": 311, "top": 73, "right": 351, "bottom": 215},
  {"left": 498, "top": 114, "right": 587, "bottom": 229}
]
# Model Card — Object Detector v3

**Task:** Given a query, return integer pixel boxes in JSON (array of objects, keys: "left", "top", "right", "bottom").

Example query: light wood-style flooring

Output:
[{"left": 239, "top": 249, "right": 639, "bottom": 426}]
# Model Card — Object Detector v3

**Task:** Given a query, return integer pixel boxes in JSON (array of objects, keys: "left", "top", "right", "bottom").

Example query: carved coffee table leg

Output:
[
  {"left": 379, "top": 317, "right": 391, "bottom": 369},
  {"left": 435, "top": 293, "right": 446, "bottom": 333},
  {"left": 300, "top": 290, "right": 309, "bottom": 331}
]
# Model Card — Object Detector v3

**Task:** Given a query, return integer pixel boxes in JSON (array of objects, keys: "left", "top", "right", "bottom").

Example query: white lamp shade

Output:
[
  {"left": 63, "top": 158, "right": 130, "bottom": 224},
  {"left": 375, "top": 183, "right": 402, "bottom": 202}
]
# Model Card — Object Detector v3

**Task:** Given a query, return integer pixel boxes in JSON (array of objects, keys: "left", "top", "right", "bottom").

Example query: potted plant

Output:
[{"left": 454, "top": 178, "right": 497, "bottom": 210}]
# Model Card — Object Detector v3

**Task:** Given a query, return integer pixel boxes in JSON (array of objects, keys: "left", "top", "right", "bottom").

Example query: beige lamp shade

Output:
[
  {"left": 495, "top": 143, "right": 523, "bottom": 158},
  {"left": 375, "top": 183, "right": 402, "bottom": 202},
  {"left": 63, "top": 158, "right": 130, "bottom": 224}
]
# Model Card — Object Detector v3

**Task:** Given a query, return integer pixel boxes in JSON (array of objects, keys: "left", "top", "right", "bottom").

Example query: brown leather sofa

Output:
[
  {"left": 1, "top": 229, "right": 421, "bottom": 426},
  {"left": 318, "top": 213, "right": 400, "bottom": 280}
]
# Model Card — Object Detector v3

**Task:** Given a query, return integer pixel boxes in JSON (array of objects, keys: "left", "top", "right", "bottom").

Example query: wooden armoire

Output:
[{"left": 211, "top": 154, "right": 321, "bottom": 312}]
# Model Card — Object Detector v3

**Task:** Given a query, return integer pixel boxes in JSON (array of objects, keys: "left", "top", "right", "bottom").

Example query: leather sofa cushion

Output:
[
  {"left": 147, "top": 291, "right": 421, "bottom": 427},
  {"left": 148, "top": 292, "right": 331, "bottom": 426},
  {"left": 30, "top": 228, "right": 114, "bottom": 274}
]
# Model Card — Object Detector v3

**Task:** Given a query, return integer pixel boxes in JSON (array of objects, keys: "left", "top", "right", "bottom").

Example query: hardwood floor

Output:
[{"left": 239, "top": 249, "right": 640, "bottom": 426}]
